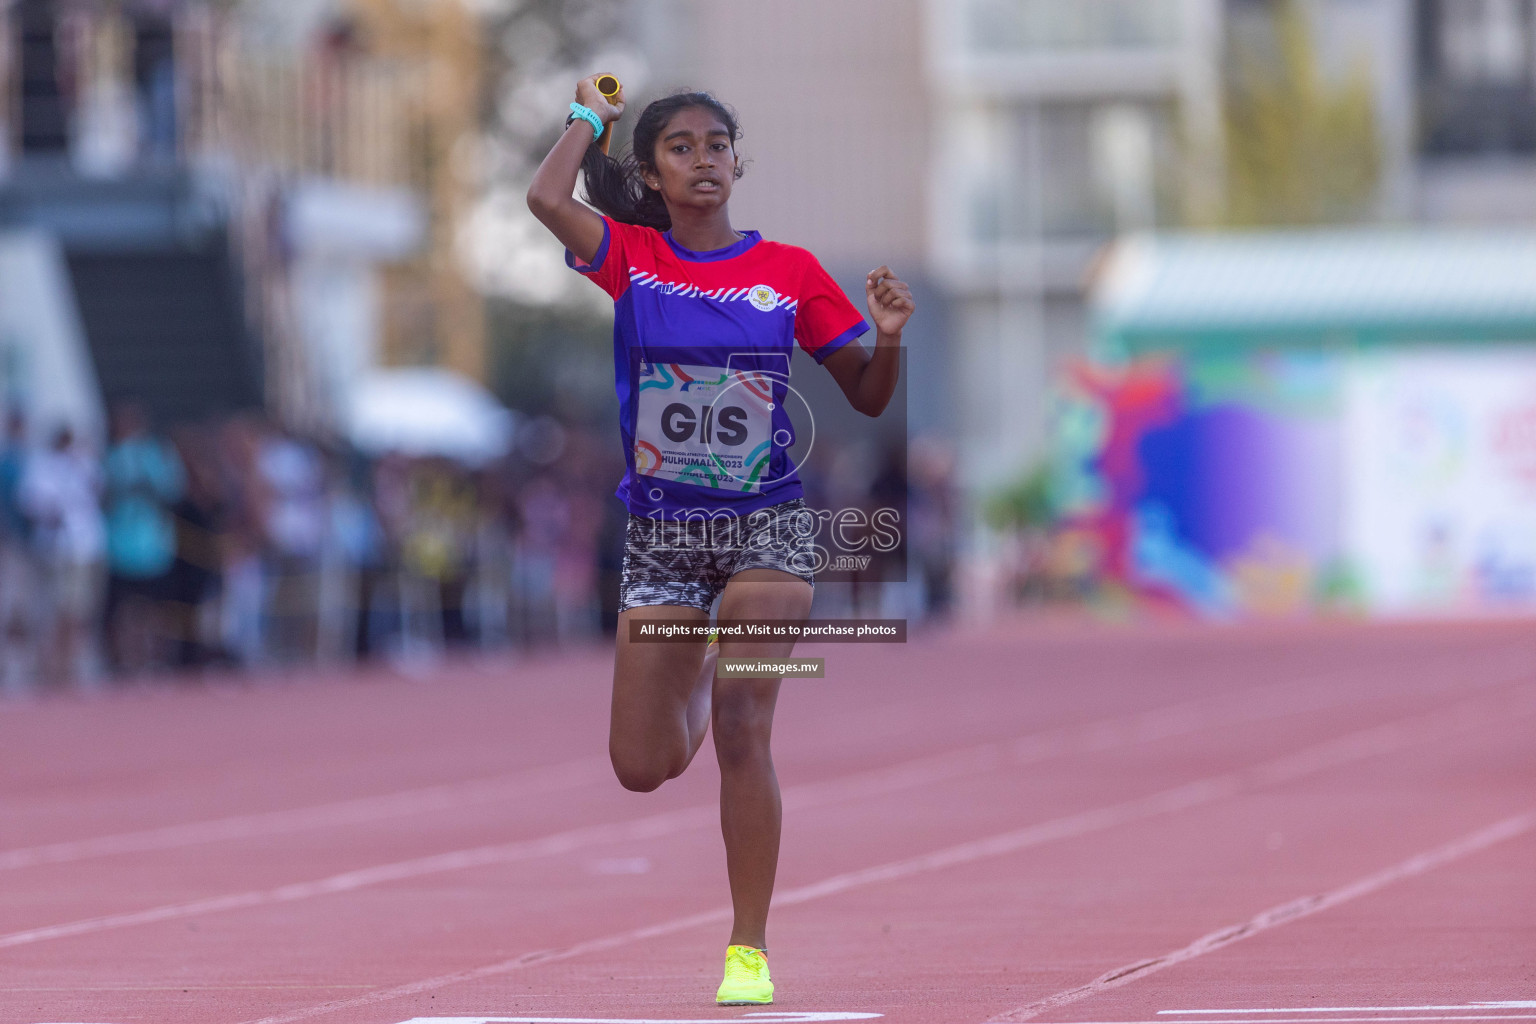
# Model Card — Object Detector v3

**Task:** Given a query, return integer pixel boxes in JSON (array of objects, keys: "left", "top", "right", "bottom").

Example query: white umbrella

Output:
[{"left": 346, "top": 367, "right": 513, "bottom": 465}]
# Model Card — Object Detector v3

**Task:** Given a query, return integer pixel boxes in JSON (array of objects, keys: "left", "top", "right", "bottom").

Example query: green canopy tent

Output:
[{"left": 1093, "top": 230, "right": 1536, "bottom": 358}]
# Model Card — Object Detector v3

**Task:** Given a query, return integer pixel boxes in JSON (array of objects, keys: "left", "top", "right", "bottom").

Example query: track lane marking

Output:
[
  {"left": 11, "top": 679, "right": 1536, "bottom": 954},
  {"left": 4, "top": 648, "right": 1522, "bottom": 873},
  {"left": 231, "top": 686, "right": 1536, "bottom": 1024},
  {"left": 1029, "top": 1018, "right": 1536, "bottom": 1023},
  {"left": 1160, "top": 1007, "right": 1536, "bottom": 1015},
  {"left": 9, "top": 677, "right": 1533, "bottom": 954},
  {"left": 10, "top": 985, "right": 375, "bottom": 991},
  {"left": 0, "top": 665, "right": 1351, "bottom": 866},
  {"left": 0, "top": 758, "right": 610, "bottom": 872},
  {"left": 27, "top": 1020, "right": 867, "bottom": 1024},
  {"left": 987, "top": 814, "right": 1536, "bottom": 1023}
]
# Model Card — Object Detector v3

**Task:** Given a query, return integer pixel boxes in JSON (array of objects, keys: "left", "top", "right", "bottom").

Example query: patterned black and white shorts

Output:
[{"left": 619, "top": 498, "right": 818, "bottom": 613}]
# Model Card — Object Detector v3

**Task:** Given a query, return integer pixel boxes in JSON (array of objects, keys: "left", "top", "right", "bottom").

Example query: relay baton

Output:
[{"left": 595, "top": 75, "right": 622, "bottom": 154}]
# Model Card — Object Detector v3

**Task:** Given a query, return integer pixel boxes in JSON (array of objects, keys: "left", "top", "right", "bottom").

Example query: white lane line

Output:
[
  {"left": 234, "top": 687, "right": 1536, "bottom": 1024},
  {"left": 19, "top": 679, "right": 1536, "bottom": 955},
  {"left": 1161, "top": 1007, "right": 1536, "bottom": 1015},
  {"left": 1031, "top": 1018, "right": 1536, "bottom": 1024},
  {"left": 2, "top": 643, "right": 1520, "bottom": 872},
  {"left": 10, "top": 675, "right": 1533, "bottom": 954},
  {"left": 0, "top": 801, "right": 716, "bottom": 950},
  {"left": 3, "top": 650, "right": 1442, "bottom": 872},
  {"left": 0, "top": 758, "right": 610, "bottom": 871},
  {"left": 987, "top": 813, "right": 1536, "bottom": 1023},
  {"left": 58, "top": 1020, "right": 932, "bottom": 1024}
]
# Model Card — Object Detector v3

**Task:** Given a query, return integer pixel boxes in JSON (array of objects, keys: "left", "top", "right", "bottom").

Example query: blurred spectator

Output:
[
  {"left": 868, "top": 439, "right": 910, "bottom": 619},
  {"left": 20, "top": 425, "right": 106, "bottom": 687},
  {"left": 319, "top": 449, "right": 385, "bottom": 662},
  {"left": 0, "top": 411, "right": 37, "bottom": 689},
  {"left": 550, "top": 424, "right": 607, "bottom": 641},
  {"left": 471, "top": 460, "right": 521, "bottom": 647},
  {"left": 595, "top": 496, "right": 627, "bottom": 635},
  {"left": 513, "top": 473, "right": 567, "bottom": 645},
  {"left": 400, "top": 458, "right": 478, "bottom": 650},
  {"left": 552, "top": 481, "right": 602, "bottom": 641},
  {"left": 908, "top": 436, "right": 958, "bottom": 620},
  {"left": 132, "top": 13, "right": 177, "bottom": 164},
  {"left": 825, "top": 438, "right": 885, "bottom": 616},
  {"left": 102, "top": 399, "right": 185, "bottom": 674},
  {"left": 215, "top": 416, "right": 269, "bottom": 667},
  {"left": 0, "top": 399, "right": 963, "bottom": 693},
  {"left": 165, "top": 426, "right": 231, "bottom": 668},
  {"left": 256, "top": 424, "right": 326, "bottom": 663}
]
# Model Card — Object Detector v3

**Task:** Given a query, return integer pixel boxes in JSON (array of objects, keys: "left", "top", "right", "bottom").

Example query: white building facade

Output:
[
  {"left": 925, "top": 0, "right": 1224, "bottom": 491},
  {"left": 636, "top": 0, "right": 1536, "bottom": 512}
]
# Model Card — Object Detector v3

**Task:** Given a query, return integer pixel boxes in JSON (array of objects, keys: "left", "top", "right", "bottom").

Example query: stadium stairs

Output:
[{"left": 0, "top": 164, "right": 263, "bottom": 426}]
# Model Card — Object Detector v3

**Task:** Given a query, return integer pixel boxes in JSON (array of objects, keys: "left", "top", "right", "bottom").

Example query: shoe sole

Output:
[{"left": 718, "top": 1000, "right": 773, "bottom": 1006}]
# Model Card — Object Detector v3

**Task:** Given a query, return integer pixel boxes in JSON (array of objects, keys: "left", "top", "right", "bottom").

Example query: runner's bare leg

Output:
[
  {"left": 713, "top": 567, "right": 814, "bottom": 950},
  {"left": 685, "top": 641, "right": 718, "bottom": 763},
  {"left": 610, "top": 604, "right": 711, "bottom": 791}
]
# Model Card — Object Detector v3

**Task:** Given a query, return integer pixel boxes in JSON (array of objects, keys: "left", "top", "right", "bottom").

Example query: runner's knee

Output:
[
  {"left": 610, "top": 750, "right": 673, "bottom": 792},
  {"left": 711, "top": 698, "right": 772, "bottom": 770},
  {"left": 609, "top": 734, "right": 688, "bottom": 792}
]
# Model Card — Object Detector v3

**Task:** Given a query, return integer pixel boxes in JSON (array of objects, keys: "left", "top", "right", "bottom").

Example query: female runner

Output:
[{"left": 526, "top": 74, "right": 914, "bottom": 1005}]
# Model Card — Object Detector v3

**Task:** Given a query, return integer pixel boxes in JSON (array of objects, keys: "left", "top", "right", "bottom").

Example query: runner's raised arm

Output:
[{"left": 526, "top": 74, "right": 623, "bottom": 266}]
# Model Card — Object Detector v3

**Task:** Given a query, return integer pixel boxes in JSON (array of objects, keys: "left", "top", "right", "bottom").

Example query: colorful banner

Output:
[
  {"left": 1055, "top": 354, "right": 1344, "bottom": 616},
  {"left": 1056, "top": 348, "right": 1536, "bottom": 616},
  {"left": 1344, "top": 352, "right": 1536, "bottom": 611}
]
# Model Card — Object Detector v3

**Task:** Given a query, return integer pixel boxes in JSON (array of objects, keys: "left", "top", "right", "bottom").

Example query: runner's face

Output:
[{"left": 644, "top": 107, "right": 737, "bottom": 214}]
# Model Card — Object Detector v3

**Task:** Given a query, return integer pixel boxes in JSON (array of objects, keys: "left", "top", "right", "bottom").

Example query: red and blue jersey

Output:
[{"left": 568, "top": 216, "right": 869, "bottom": 518}]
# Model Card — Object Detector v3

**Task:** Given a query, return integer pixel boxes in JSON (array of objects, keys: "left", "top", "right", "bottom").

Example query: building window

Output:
[
  {"left": 1037, "top": 103, "right": 1116, "bottom": 236},
  {"left": 963, "top": 0, "right": 1182, "bottom": 54},
  {"left": 1417, "top": 0, "right": 1536, "bottom": 154},
  {"left": 961, "top": 101, "right": 1170, "bottom": 248}
]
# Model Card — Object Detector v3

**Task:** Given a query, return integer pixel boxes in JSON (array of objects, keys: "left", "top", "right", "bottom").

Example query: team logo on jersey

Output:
[{"left": 747, "top": 284, "right": 778, "bottom": 312}]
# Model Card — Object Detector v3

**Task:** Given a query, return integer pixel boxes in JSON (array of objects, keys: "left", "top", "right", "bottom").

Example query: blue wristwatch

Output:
[{"left": 567, "top": 102, "right": 604, "bottom": 141}]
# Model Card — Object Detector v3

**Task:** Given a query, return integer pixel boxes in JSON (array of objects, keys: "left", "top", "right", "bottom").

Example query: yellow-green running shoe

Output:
[{"left": 716, "top": 944, "right": 772, "bottom": 1005}]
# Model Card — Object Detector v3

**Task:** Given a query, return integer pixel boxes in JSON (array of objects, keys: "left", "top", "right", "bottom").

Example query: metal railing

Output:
[{"left": 182, "top": 13, "right": 427, "bottom": 189}]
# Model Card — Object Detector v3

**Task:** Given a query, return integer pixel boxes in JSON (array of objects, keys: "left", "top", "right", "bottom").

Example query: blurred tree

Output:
[
  {"left": 477, "top": 0, "right": 635, "bottom": 185},
  {"left": 486, "top": 297, "right": 613, "bottom": 425},
  {"left": 469, "top": 0, "right": 640, "bottom": 420},
  {"left": 984, "top": 462, "right": 1055, "bottom": 533},
  {"left": 1220, "top": 0, "right": 1382, "bottom": 226}
]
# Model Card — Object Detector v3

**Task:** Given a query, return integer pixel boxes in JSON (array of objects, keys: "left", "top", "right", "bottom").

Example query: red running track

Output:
[{"left": 2, "top": 616, "right": 1533, "bottom": 1024}]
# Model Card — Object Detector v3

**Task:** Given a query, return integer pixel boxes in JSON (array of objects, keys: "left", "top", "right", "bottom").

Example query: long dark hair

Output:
[{"left": 580, "top": 91, "right": 743, "bottom": 231}]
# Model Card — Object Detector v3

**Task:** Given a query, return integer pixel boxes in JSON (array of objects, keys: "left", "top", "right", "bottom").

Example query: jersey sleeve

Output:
[
  {"left": 794, "top": 255, "right": 870, "bottom": 364},
  {"left": 564, "top": 216, "right": 635, "bottom": 299}
]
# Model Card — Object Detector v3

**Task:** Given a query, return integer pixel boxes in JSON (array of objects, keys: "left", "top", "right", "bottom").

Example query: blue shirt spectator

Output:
[
  {"left": 0, "top": 412, "right": 28, "bottom": 543},
  {"left": 103, "top": 404, "right": 185, "bottom": 579}
]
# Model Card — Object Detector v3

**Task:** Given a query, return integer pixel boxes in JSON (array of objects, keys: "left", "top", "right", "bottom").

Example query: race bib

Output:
[{"left": 634, "top": 362, "right": 775, "bottom": 491}]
